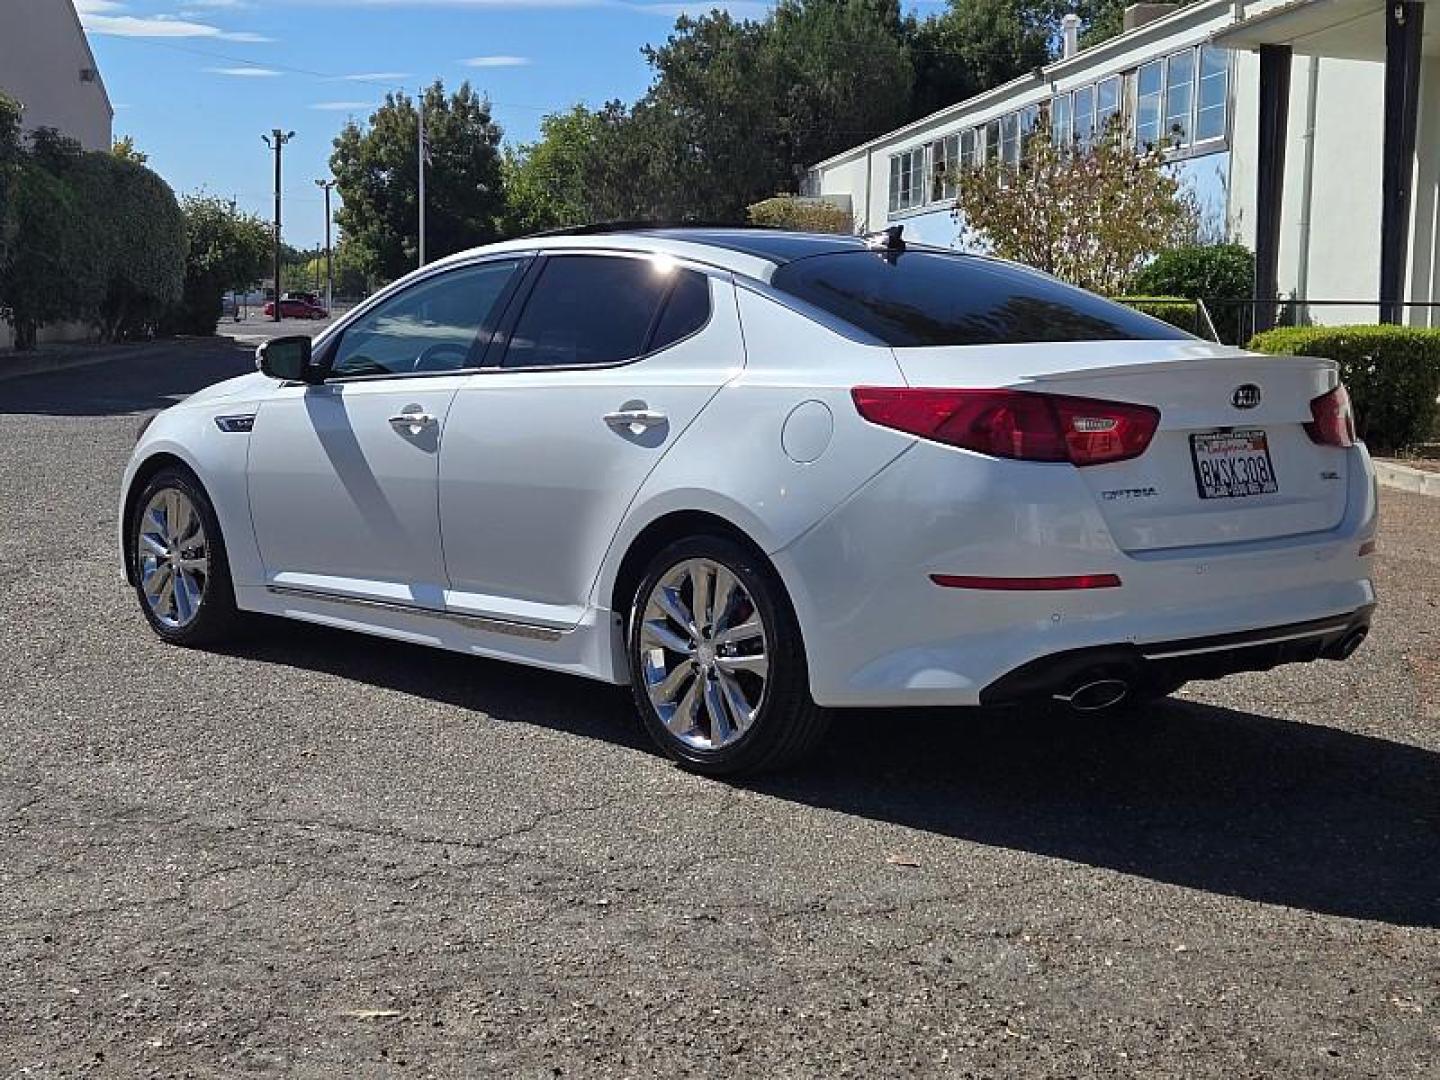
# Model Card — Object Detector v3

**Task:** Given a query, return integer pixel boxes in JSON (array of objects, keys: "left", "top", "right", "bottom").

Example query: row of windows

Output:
[
  {"left": 886, "top": 43, "right": 1230, "bottom": 215},
  {"left": 329, "top": 255, "right": 712, "bottom": 378}
]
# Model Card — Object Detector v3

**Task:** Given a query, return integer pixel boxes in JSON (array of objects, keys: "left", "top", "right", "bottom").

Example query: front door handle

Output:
[
  {"left": 388, "top": 406, "right": 436, "bottom": 434},
  {"left": 603, "top": 408, "right": 667, "bottom": 430}
]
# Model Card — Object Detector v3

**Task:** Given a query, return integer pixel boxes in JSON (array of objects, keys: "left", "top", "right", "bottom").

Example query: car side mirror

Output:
[{"left": 256, "top": 335, "right": 317, "bottom": 383}]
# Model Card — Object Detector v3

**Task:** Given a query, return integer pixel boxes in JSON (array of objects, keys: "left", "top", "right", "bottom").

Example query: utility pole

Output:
[
  {"left": 261, "top": 128, "right": 295, "bottom": 321},
  {"left": 417, "top": 90, "right": 428, "bottom": 268},
  {"left": 315, "top": 178, "right": 336, "bottom": 315}
]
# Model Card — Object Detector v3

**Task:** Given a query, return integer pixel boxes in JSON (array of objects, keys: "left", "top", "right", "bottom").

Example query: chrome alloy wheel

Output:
[
  {"left": 137, "top": 488, "right": 209, "bottom": 629},
  {"left": 638, "top": 557, "right": 769, "bottom": 751}
]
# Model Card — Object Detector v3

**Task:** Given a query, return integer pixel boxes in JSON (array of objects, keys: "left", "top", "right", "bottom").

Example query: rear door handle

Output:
[{"left": 603, "top": 408, "right": 667, "bottom": 430}]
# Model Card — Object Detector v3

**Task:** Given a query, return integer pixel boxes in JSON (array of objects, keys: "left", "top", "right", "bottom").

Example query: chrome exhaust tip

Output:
[
  {"left": 1053, "top": 677, "right": 1131, "bottom": 713},
  {"left": 1330, "top": 627, "right": 1368, "bottom": 660}
]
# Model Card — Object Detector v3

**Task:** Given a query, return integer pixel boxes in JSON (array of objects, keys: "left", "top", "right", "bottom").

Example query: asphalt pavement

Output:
[{"left": 1, "top": 338, "right": 1437, "bottom": 1077}]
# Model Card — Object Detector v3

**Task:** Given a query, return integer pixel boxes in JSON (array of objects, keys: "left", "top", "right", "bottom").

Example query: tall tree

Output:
[
  {"left": 502, "top": 105, "right": 604, "bottom": 235},
  {"left": 331, "top": 81, "right": 504, "bottom": 284},
  {"left": 168, "top": 195, "right": 270, "bottom": 335},
  {"left": 906, "top": 0, "right": 1050, "bottom": 119}
]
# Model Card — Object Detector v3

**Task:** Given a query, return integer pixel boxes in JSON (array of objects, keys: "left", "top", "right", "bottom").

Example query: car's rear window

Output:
[{"left": 769, "top": 250, "right": 1191, "bottom": 346}]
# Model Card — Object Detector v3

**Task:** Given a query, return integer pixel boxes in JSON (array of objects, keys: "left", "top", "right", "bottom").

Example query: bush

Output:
[
  {"left": 747, "top": 195, "right": 853, "bottom": 234},
  {"left": 1132, "top": 243, "right": 1254, "bottom": 344},
  {"left": 1248, "top": 324, "right": 1440, "bottom": 454},
  {"left": 1114, "top": 295, "right": 1204, "bottom": 337}
]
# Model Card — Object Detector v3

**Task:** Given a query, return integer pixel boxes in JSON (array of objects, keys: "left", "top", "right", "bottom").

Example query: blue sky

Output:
[{"left": 77, "top": 0, "right": 782, "bottom": 248}]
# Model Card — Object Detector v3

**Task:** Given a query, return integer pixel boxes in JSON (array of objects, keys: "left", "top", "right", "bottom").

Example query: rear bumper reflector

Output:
[{"left": 930, "top": 573, "right": 1122, "bottom": 591}]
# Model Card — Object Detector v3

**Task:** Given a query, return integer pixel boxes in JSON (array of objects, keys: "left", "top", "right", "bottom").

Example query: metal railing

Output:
[{"left": 1201, "top": 298, "right": 1440, "bottom": 346}]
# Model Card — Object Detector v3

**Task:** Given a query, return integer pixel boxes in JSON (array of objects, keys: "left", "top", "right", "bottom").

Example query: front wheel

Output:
[
  {"left": 627, "top": 535, "right": 829, "bottom": 776},
  {"left": 131, "top": 466, "right": 243, "bottom": 646}
]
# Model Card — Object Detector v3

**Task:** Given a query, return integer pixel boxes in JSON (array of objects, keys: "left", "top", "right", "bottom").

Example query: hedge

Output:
[
  {"left": 1248, "top": 324, "right": 1440, "bottom": 454},
  {"left": 746, "top": 195, "right": 853, "bottom": 234},
  {"left": 1114, "top": 295, "right": 1204, "bottom": 337},
  {"left": 1131, "top": 243, "right": 1254, "bottom": 344}
]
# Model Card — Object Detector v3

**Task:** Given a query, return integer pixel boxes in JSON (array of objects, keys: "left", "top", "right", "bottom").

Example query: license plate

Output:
[{"left": 1190, "top": 429, "right": 1279, "bottom": 499}]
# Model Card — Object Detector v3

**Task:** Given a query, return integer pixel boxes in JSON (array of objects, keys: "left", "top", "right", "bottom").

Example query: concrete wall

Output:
[{"left": 0, "top": 0, "right": 113, "bottom": 152}]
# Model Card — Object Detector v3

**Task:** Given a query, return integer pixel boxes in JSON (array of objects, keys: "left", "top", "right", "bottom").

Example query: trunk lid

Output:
[{"left": 892, "top": 341, "right": 1349, "bottom": 553}]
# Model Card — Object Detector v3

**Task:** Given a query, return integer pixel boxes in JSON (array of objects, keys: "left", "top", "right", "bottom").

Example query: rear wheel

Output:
[
  {"left": 131, "top": 466, "right": 243, "bottom": 646},
  {"left": 627, "top": 535, "right": 828, "bottom": 776}
]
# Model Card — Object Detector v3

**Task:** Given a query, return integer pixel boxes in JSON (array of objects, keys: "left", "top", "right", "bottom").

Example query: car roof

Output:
[{"left": 420, "top": 226, "right": 876, "bottom": 284}]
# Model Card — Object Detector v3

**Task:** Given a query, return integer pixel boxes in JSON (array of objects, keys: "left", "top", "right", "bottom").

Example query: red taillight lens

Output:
[
  {"left": 1304, "top": 385, "right": 1356, "bottom": 448},
  {"left": 851, "top": 388, "right": 1159, "bottom": 466}
]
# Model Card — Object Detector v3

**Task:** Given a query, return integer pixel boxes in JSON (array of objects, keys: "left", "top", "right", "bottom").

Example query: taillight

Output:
[
  {"left": 1304, "top": 384, "right": 1356, "bottom": 448},
  {"left": 851, "top": 387, "right": 1159, "bottom": 466}
]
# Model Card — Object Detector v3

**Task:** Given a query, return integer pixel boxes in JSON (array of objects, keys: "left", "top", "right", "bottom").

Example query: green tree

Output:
[
  {"left": 502, "top": 105, "right": 603, "bottom": 235},
  {"left": 906, "top": 0, "right": 1049, "bottom": 120},
  {"left": 1, "top": 164, "right": 86, "bottom": 348},
  {"left": 330, "top": 81, "right": 504, "bottom": 284},
  {"left": 170, "top": 195, "right": 270, "bottom": 335},
  {"left": 111, "top": 135, "right": 148, "bottom": 165},
  {"left": 97, "top": 156, "right": 186, "bottom": 339},
  {"left": 953, "top": 120, "right": 1199, "bottom": 295}
]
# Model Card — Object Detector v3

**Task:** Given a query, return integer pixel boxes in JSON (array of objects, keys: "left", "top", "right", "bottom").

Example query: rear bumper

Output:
[
  {"left": 978, "top": 605, "right": 1375, "bottom": 705},
  {"left": 772, "top": 438, "right": 1379, "bottom": 709}
]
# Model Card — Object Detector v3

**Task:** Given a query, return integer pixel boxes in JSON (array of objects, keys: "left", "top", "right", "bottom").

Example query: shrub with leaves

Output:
[
  {"left": 953, "top": 121, "right": 1198, "bottom": 296},
  {"left": 1248, "top": 324, "right": 1440, "bottom": 455},
  {"left": 746, "top": 195, "right": 854, "bottom": 234},
  {"left": 1113, "top": 295, "right": 1203, "bottom": 337},
  {"left": 168, "top": 195, "right": 271, "bottom": 335},
  {"left": 1132, "top": 243, "right": 1254, "bottom": 344}
]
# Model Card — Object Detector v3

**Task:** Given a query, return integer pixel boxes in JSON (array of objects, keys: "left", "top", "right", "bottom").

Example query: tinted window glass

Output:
[
  {"left": 332, "top": 259, "right": 521, "bottom": 377},
  {"left": 506, "top": 255, "right": 674, "bottom": 368},
  {"left": 771, "top": 251, "right": 1190, "bottom": 347},
  {"left": 650, "top": 269, "right": 711, "bottom": 351}
]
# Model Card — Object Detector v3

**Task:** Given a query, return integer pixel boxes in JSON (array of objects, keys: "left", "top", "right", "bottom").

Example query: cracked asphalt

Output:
[{"left": 2, "top": 339, "right": 1438, "bottom": 1078}]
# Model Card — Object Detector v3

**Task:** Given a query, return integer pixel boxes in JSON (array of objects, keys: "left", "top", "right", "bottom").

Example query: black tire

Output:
[
  {"left": 626, "top": 534, "right": 829, "bottom": 777},
  {"left": 130, "top": 465, "right": 244, "bottom": 647}
]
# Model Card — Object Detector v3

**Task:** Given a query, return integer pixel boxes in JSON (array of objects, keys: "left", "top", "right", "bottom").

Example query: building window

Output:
[
  {"left": 960, "top": 127, "right": 978, "bottom": 171},
  {"left": 1134, "top": 60, "right": 1163, "bottom": 148},
  {"left": 888, "top": 146, "right": 926, "bottom": 213},
  {"left": 1096, "top": 75, "right": 1121, "bottom": 141},
  {"left": 984, "top": 119, "right": 1001, "bottom": 165},
  {"left": 1165, "top": 49, "right": 1195, "bottom": 147},
  {"left": 1196, "top": 44, "right": 1228, "bottom": 142},
  {"left": 1073, "top": 84, "right": 1096, "bottom": 150},
  {"left": 1051, "top": 91, "right": 1072, "bottom": 149},
  {"left": 929, "top": 132, "right": 959, "bottom": 202},
  {"left": 1000, "top": 111, "right": 1021, "bottom": 167}
]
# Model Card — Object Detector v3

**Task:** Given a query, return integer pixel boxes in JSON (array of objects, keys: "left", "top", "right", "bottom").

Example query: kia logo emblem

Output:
[{"left": 1232, "top": 384, "right": 1262, "bottom": 409}]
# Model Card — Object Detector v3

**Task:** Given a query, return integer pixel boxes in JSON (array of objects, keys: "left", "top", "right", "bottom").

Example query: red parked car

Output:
[{"left": 264, "top": 294, "right": 328, "bottom": 319}]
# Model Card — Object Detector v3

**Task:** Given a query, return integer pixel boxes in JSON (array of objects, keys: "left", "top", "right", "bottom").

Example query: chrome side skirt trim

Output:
[
  {"left": 1140, "top": 620, "right": 1351, "bottom": 661},
  {"left": 264, "top": 584, "right": 565, "bottom": 642}
]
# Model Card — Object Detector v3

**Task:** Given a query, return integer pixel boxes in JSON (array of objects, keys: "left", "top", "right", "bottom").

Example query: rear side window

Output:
[
  {"left": 504, "top": 255, "right": 711, "bottom": 369},
  {"left": 770, "top": 251, "right": 1190, "bottom": 346}
]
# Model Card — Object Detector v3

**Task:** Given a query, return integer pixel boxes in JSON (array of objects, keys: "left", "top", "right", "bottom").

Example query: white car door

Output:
[
  {"left": 439, "top": 252, "right": 744, "bottom": 629},
  {"left": 247, "top": 257, "right": 528, "bottom": 608}
]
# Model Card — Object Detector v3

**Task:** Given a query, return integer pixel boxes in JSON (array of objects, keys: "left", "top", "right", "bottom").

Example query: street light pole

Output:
[
  {"left": 261, "top": 128, "right": 294, "bottom": 322},
  {"left": 314, "top": 178, "right": 336, "bottom": 316}
]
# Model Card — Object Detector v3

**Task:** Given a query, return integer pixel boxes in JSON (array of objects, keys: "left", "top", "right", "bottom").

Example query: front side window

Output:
[
  {"left": 503, "top": 255, "right": 710, "bottom": 369},
  {"left": 330, "top": 259, "right": 522, "bottom": 377},
  {"left": 771, "top": 251, "right": 1190, "bottom": 347}
]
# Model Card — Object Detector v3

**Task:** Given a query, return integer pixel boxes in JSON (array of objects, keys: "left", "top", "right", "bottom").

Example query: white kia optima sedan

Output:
[{"left": 121, "top": 226, "right": 1378, "bottom": 774}]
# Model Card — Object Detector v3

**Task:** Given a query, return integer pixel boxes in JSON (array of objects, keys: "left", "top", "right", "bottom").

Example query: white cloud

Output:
[
  {"left": 461, "top": 55, "right": 530, "bottom": 68},
  {"left": 183, "top": 0, "right": 253, "bottom": 8},
  {"left": 73, "top": 0, "right": 126, "bottom": 13},
  {"left": 310, "top": 100, "right": 372, "bottom": 110},
  {"left": 81, "top": 13, "right": 274, "bottom": 40},
  {"left": 205, "top": 66, "right": 283, "bottom": 76}
]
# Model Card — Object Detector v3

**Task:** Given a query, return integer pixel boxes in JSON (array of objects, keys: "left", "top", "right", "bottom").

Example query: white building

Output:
[
  {"left": 0, "top": 0, "right": 113, "bottom": 152},
  {"left": 807, "top": 0, "right": 1439, "bottom": 335}
]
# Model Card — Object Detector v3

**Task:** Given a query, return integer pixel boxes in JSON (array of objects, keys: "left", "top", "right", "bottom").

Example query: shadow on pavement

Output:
[
  {"left": 1, "top": 338, "right": 256, "bottom": 417},
  {"left": 223, "top": 615, "right": 1440, "bottom": 929}
]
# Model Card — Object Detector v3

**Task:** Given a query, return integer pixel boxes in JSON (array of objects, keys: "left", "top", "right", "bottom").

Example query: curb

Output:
[
  {"left": 0, "top": 338, "right": 239, "bottom": 384},
  {"left": 1375, "top": 460, "right": 1440, "bottom": 497}
]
